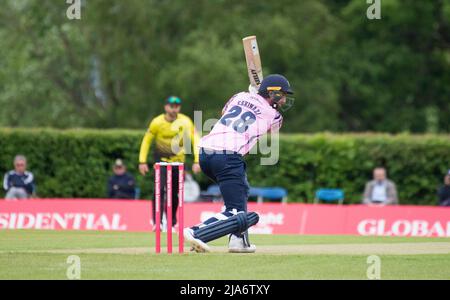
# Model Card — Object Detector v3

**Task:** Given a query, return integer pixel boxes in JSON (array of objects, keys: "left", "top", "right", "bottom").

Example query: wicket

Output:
[{"left": 154, "top": 162, "right": 184, "bottom": 254}]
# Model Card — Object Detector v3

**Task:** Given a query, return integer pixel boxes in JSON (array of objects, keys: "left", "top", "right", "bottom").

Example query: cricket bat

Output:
[{"left": 242, "top": 36, "right": 263, "bottom": 90}]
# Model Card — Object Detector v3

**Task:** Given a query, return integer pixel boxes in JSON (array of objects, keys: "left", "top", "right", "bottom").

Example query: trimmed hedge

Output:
[
  {"left": 245, "top": 133, "right": 450, "bottom": 205},
  {"left": 0, "top": 128, "right": 449, "bottom": 205},
  {"left": 0, "top": 128, "right": 149, "bottom": 199}
]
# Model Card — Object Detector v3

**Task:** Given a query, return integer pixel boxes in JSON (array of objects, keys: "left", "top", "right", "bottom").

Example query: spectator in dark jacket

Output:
[
  {"left": 107, "top": 159, "right": 136, "bottom": 199},
  {"left": 3, "top": 155, "right": 35, "bottom": 200},
  {"left": 438, "top": 170, "right": 450, "bottom": 207}
]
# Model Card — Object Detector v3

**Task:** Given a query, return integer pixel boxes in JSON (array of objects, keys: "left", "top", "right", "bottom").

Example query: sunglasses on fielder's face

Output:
[{"left": 165, "top": 103, "right": 181, "bottom": 113}]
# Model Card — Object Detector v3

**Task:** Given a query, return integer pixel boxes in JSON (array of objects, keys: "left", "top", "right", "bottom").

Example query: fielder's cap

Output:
[
  {"left": 447, "top": 169, "right": 450, "bottom": 176},
  {"left": 166, "top": 96, "right": 182, "bottom": 105},
  {"left": 114, "top": 159, "right": 124, "bottom": 167}
]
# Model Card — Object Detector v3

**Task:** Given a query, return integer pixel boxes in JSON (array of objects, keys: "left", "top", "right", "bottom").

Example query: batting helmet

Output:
[{"left": 258, "top": 74, "right": 293, "bottom": 98}]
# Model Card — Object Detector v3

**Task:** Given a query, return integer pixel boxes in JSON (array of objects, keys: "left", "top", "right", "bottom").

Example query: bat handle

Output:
[{"left": 248, "top": 84, "right": 259, "bottom": 94}]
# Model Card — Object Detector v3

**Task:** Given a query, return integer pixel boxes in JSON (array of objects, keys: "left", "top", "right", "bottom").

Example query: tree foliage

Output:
[{"left": 0, "top": 0, "right": 448, "bottom": 132}]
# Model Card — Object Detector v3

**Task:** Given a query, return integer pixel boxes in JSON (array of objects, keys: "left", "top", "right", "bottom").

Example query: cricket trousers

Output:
[
  {"left": 152, "top": 165, "right": 179, "bottom": 226},
  {"left": 199, "top": 148, "right": 249, "bottom": 212}
]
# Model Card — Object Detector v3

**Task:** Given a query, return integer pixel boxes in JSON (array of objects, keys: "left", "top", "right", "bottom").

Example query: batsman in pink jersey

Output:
[{"left": 184, "top": 74, "right": 294, "bottom": 253}]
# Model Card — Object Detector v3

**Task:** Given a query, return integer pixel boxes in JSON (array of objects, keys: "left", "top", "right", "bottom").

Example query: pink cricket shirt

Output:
[{"left": 199, "top": 92, "right": 283, "bottom": 156}]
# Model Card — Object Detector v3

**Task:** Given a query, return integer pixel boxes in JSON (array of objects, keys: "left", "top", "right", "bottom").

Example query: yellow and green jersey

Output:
[{"left": 139, "top": 113, "right": 200, "bottom": 164}]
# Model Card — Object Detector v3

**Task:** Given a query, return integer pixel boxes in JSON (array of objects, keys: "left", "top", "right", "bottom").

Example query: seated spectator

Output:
[
  {"left": 362, "top": 167, "right": 398, "bottom": 205},
  {"left": 107, "top": 159, "right": 136, "bottom": 199},
  {"left": 3, "top": 155, "right": 35, "bottom": 200},
  {"left": 438, "top": 169, "right": 450, "bottom": 207}
]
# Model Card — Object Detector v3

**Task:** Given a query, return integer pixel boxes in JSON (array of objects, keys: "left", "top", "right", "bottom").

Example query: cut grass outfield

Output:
[{"left": 0, "top": 230, "right": 449, "bottom": 280}]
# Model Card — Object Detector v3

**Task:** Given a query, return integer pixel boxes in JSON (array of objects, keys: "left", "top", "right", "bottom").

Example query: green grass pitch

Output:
[{"left": 1, "top": 230, "right": 449, "bottom": 279}]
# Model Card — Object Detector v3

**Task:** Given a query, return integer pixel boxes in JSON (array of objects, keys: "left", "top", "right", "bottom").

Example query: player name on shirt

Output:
[
  {"left": 200, "top": 92, "right": 282, "bottom": 156},
  {"left": 237, "top": 100, "right": 262, "bottom": 116}
]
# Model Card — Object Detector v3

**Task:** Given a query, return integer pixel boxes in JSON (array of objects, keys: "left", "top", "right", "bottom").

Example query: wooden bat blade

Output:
[{"left": 243, "top": 36, "right": 263, "bottom": 88}]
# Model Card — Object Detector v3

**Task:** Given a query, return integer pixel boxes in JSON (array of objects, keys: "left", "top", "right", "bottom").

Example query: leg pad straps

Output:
[{"left": 194, "top": 212, "right": 259, "bottom": 243}]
